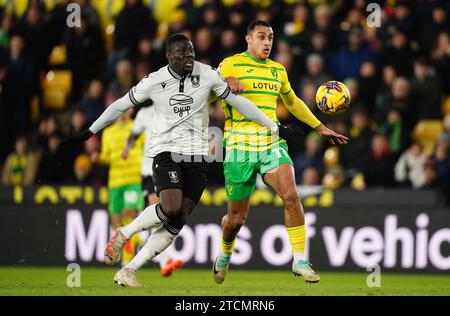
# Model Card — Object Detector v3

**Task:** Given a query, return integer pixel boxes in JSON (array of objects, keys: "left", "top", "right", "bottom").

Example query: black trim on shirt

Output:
[
  {"left": 219, "top": 86, "right": 231, "bottom": 99},
  {"left": 129, "top": 90, "right": 141, "bottom": 106}
]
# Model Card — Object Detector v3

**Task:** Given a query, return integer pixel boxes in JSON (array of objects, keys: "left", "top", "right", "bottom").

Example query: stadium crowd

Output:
[{"left": 0, "top": 0, "right": 449, "bottom": 203}]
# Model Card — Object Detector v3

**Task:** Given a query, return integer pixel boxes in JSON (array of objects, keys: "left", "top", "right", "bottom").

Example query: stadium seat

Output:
[
  {"left": 103, "top": 24, "right": 115, "bottom": 53},
  {"left": 442, "top": 96, "right": 450, "bottom": 115},
  {"left": 412, "top": 120, "right": 444, "bottom": 156},
  {"left": 42, "top": 70, "right": 72, "bottom": 110},
  {"left": 48, "top": 45, "right": 67, "bottom": 65},
  {"left": 323, "top": 146, "right": 339, "bottom": 170}
]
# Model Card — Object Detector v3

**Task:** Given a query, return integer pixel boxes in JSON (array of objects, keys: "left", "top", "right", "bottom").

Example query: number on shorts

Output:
[
  {"left": 273, "top": 147, "right": 288, "bottom": 159},
  {"left": 124, "top": 190, "right": 138, "bottom": 204}
]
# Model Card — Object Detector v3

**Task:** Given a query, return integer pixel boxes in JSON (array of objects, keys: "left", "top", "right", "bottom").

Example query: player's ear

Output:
[
  {"left": 165, "top": 51, "right": 171, "bottom": 61},
  {"left": 245, "top": 34, "right": 251, "bottom": 45}
]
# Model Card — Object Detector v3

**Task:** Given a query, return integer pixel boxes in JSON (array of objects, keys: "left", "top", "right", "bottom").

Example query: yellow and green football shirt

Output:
[
  {"left": 100, "top": 120, "right": 145, "bottom": 189},
  {"left": 219, "top": 51, "right": 292, "bottom": 152}
]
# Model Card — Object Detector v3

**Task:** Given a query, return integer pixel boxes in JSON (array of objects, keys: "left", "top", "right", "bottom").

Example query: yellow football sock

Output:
[
  {"left": 221, "top": 238, "right": 235, "bottom": 255},
  {"left": 287, "top": 225, "right": 306, "bottom": 254}
]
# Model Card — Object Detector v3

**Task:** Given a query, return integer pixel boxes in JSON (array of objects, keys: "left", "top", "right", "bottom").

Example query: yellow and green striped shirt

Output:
[
  {"left": 219, "top": 52, "right": 292, "bottom": 151},
  {"left": 100, "top": 120, "right": 145, "bottom": 189}
]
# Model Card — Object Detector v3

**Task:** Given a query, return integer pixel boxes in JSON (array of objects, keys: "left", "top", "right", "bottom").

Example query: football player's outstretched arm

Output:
[
  {"left": 223, "top": 92, "right": 278, "bottom": 132},
  {"left": 61, "top": 94, "right": 135, "bottom": 145},
  {"left": 281, "top": 91, "right": 348, "bottom": 145},
  {"left": 89, "top": 94, "right": 135, "bottom": 134},
  {"left": 223, "top": 93, "right": 306, "bottom": 144}
]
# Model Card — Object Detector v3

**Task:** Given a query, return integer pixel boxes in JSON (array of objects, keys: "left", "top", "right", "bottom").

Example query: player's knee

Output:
[
  {"left": 160, "top": 202, "right": 183, "bottom": 221},
  {"left": 282, "top": 191, "right": 300, "bottom": 207},
  {"left": 229, "top": 214, "right": 246, "bottom": 229}
]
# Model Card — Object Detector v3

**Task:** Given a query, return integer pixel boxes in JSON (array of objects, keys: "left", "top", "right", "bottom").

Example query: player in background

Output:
[
  {"left": 95, "top": 108, "right": 145, "bottom": 266},
  {"left": 122, "top": 106, "right": 184, "bottom": 277},
  {"left": 62, "top": 34, "right": 304, "bottom": 287},
  {"left": 212, "top": 20, "right": 348, "bottom": 284}
]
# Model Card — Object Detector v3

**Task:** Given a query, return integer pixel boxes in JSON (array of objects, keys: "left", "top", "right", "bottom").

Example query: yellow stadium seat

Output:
[
  {"left": 412, "top": 119, "right": 444, "bottom": 156},
  {"left": 42, "top": 70, "right": 72, "bottom": 110},
  {"left": 323, "top": 146, "right": 339, "bottom": 170},
  {"left": 48, "top": 45, "right": 67, "bottom": 65},
  {"left": 442, "top": 96, "right": 450, "bottom": 115}
]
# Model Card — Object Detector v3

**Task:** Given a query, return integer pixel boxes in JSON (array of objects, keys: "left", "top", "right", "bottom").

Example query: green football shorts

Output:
[
  {"left": 223, "top": 142, "right": 293, "bottom": 201},
  {"left": 108, "top": 183, "right": 144, "bottom": 216}
]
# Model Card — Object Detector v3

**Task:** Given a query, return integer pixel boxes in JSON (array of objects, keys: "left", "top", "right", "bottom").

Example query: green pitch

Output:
[{"left": 0, "top": 267, "right": 449, "bottom": 296}]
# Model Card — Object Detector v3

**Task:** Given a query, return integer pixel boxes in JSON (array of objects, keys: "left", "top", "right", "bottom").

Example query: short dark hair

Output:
[
  {"left": 165, "top": 33, "right": 190, "bottom": 52},
  {"left": 247, "top": 20, "right": 272, "bottom": 34}
]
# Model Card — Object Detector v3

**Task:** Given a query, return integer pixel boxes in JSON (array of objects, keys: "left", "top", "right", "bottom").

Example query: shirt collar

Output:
[{"left": 168, "top": 63, "right": 194, "bottom": 79}]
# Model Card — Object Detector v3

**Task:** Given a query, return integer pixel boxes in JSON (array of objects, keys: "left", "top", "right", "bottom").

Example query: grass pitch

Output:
[{"left": 0, "top": 267, "right": 449, "bottom": 296}]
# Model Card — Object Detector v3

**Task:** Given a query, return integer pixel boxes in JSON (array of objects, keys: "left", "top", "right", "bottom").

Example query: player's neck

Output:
[
  {"left": 245, "top": 50, "right": 267, "bottom": 64},
  {"left": 169, "top": 64, "right": 190, "bottom": 77}
]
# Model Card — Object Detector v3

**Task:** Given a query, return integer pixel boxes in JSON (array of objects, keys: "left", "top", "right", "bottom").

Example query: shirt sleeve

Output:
[
  {"left": 209, "top": 65, "right": 230, "bottom": 99},
  {"left": 218, "top": 57, "right": 233, "bottom": 78},
  {"left": 131, "top": 109, "right": 146, "bottom": 136},
  {"left": 279, "top": 66, "right": 292, "bottom": 95},
  {"left": 129, "top": 74, "right": 154, "bottom": 105}
]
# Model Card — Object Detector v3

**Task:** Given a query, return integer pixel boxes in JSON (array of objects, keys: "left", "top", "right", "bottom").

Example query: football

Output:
[{"left": 316, "top": 81, "right": 351, "bottom": 115}]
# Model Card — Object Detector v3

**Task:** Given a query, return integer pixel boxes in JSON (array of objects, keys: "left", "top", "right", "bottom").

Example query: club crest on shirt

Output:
[
  {"left": 271, "top": 68, "right": 278, "bottom": 79},
  {"left": 169, "top": 171, "right": 179, "bottom": 183},
  {"left": 191, "top": 75, "right": 200, "bottom": 88}
]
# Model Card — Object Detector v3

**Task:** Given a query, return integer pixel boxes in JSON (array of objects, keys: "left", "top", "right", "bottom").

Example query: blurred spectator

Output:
[
  {"left": 218, "top": 29, "right": 240, "bottom": 62},
  {"left": 384, "top": 1, "right": 416, "bottom": 40},
  {"left": 410, "top": 58, "right": 442, "bottom": 120},
  {"left": 34, "top": 116, "right": 60, "bottom": 151},
  {"left": 394, "top": 142, "right": 427, "bottom": 188},
  {"left": 106, "top": 59, "right": 134, "bottom": 102},
  {"left": 71, "top": 154, "right": 94, "bottom": 184},
  {"left": 382, "top": 77, "right": 416, "bottom": 132},
  {"left": 374, "top": 64, "right": 397, "bottom": 121},
  {"left": 418, "top": 5, "right": 449, "bottom": 53},
  {"left": 106, "top": 0, "right": 156, "bottom": 80},
  {"left": 64, "top": 12, "right": 106, "bottom": 101},
  {"left": 16, "top": 4, "right": 48, "bottom": 70},
  {"left": 0, "top": 13, "right": 15, "bottom": 50},
  {"left": 331, "top": 27, "right": 375, "bottom": 81},
  {"left": 36, "top": 132, "right": 72, "bottom": 184},
  {"left": 322, "top": 166, "right": 347, "bottom": 189},
  {"left": 381, "top": 29, "right": 415, "bottom": 77},
  {"left": 378, "top": 108, "right": 408, "bottom": 155},
  {"left": 75, "top": 0, "right": 101, "bottom": 29},
  {"left": 312, "top": 5, "right": 336, "bottom": 49},
  {"left": 178, "top": 0, "right": 200, "bottom": 31},
  {"left": 357, "top": 61, "right": 379, "bottom": 112},
  {"left": 200, "top": 3, "right": 224, "bottom": 37},
  {"left": 364, "top": 134, "right": 396, "bottom": 187},
  {"left": 7, "top": 34, "right": 39, "bottom": 135},
  {"left": 0, "top": 54, "right": 12, "bottom": 161},
  {"left": 422, "top": 158, "right": 440, "bottom": 189},
  {"left": 46, "top": 0, "right": 70, "bottom": 48},
  {"left": 194, "top": 27, "right": 217, "bottom": 65},
  {"left": 1, "top": 136, "right": 39, "bottom": 185},
  {"left": 301, "top": 166, "right": 321, "bottom": 186},
  {"left": 132, "top": 37, "right": 163, "bottom": 71},
  {"left": 78, "top": 79, "right": 105, "bottom": 126},
  {"left": 340, "top": 109, "right": 373, "bottom": 176},
  {"left": 298, "top": 53, "right": 330, "bottom": 96},
  {"left": 294, "top": 132, "right": 324, "bottom": 184},
  {"left": 430, "top": 31, "right": 450, "bottom": 94},
  {"left": 434, "top": 134, "right": 450, "bottom": 204},
  {"left": 67, "top": 110, "right": 89, "bottom": 166},
  {"left": 305, "top": 31, "right": 332, "bottom": 71}
]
